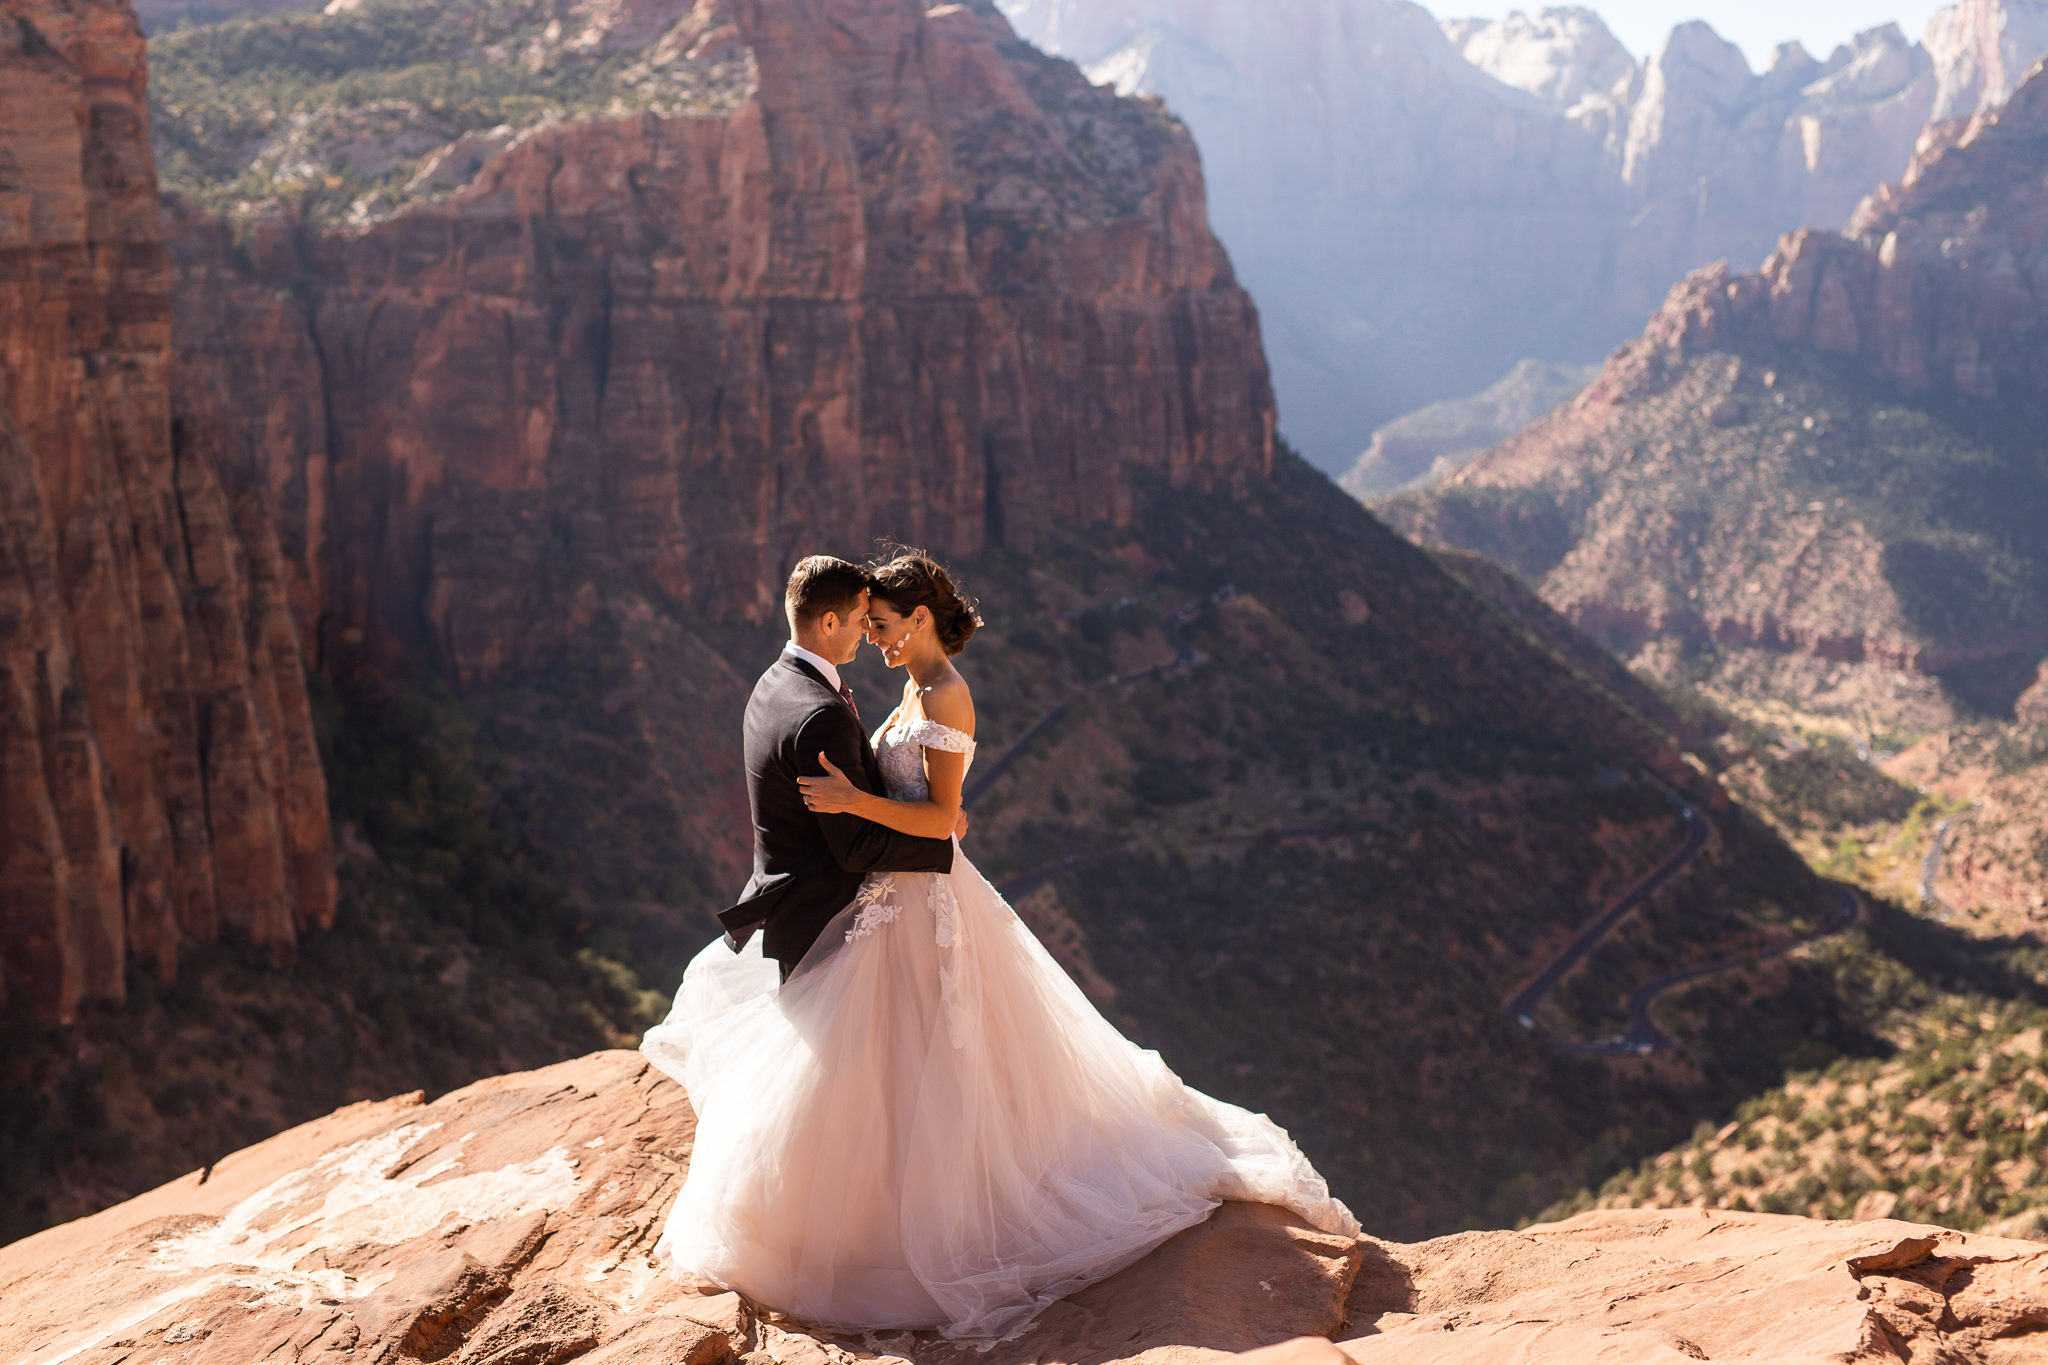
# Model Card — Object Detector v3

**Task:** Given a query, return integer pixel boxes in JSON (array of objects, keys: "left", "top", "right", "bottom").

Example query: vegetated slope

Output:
[
  {"left": 1380, "top": 59, "right": 2048, "bottom": 732},
  {"left": 1523, "top": 590, "right": 2048, "bottom": 1242},
  {"left": 146, "top": 0, "right": 759, "bottom": 222},
  {"left": 1545, "top": 996, "right": 2048, "bottom": 1237},
  {"left": 0, "top": 0, "right": 1909, "bottom": 1247},
  {"left": 1909, "top": 665, "right": 2048, "bottom": 935}
]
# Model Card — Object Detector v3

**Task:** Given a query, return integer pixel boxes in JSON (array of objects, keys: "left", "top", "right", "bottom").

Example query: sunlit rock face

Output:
[
  {"left": 5, "top": 1050, "right": 2044, "bottom": 1365},
  {"left": 1000, "top": 0, "right": 1615, "bottom": 470},
  {"left": 1443, "top": 5, "right": 1634, "bottom": 108},
  {"left": 163, "top": 0, "right": 1275, "bottom": 683},
  {"left": 1000, "top": 0, "right": 2047, "bottom": 473},
  {"left": 1925, "top": 0, "right": 2048, "bottom": 117},
  {"left": 0, "top": 0, "right": 333, "bottom": 1024}
]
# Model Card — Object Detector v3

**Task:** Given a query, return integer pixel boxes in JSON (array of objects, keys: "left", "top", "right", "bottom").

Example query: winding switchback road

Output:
[
  {"left": 1505, "top": 786, "right": 1708, "bottom": 1039},
  {"left": 1571, "top": 886, "right": 1862, "bottom": 1055},
  {"left": 1919, "top": 813, "right": 1968, "bottom": 923},
  {"left": 1504, "top": 780, "right": 1863, "bottom": 1054}
]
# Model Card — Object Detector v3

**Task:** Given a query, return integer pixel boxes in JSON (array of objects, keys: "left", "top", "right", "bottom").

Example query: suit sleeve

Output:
[{"left": 796, "top": 708, "right": 956, "bottom": 876}]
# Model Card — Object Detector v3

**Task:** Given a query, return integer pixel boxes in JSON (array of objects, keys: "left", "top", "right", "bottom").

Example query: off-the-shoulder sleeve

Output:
[{"left": 909, "top": 719, "right": 977, "bottom": 753}]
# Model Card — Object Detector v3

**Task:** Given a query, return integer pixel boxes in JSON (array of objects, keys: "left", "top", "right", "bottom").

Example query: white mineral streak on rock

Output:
[
  {"left": 32, "top": 1126, "right": 579, "bottom": 1363},
  {"left": 152, "top": 1123, "right": 580, "bottom": 1285}
]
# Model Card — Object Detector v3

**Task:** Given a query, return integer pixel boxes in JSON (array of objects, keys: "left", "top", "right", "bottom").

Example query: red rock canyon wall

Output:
[
  {"left": 169, "top": 0, "right": 1276, "bottom": 685},
  {"left": 0, "top": 0, "right": 333, "bottom": 1023}
]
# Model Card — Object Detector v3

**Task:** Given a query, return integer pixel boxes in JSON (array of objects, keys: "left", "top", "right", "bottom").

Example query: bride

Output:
[{"left": 639, "top": 552, "right": 1358, "bottom": 1339}]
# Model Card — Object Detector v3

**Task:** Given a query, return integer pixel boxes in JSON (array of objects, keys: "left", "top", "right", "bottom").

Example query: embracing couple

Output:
[{"left": 639, "top": 550, "right": 1357, "bottom": 1340}]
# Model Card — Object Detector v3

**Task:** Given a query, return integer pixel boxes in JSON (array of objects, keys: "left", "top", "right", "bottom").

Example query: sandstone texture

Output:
[
  {"left": 1001, "top": 0, "right": 2048, "bottom": 470},
  {"left": 2, "top": 1050, "right": 2043, "bottom": 1365},
  {"left": 1341, "top": 1209, "right": 2048, "bottom": 1363},
  {"left": 163, "top": 0, "right": 1273, "bottom": 683},
  {"left": 0, "top": 0, "right": 331, "bottom": 1023},
  {"left": 1932, "top": 778, "right": 2048, "bottom": 933},
  {"left": 1380, "top": 59, "right": 2048, "bottom": 725}
]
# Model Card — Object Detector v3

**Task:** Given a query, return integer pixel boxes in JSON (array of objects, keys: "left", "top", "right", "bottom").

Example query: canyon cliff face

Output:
[
  {"left": 1002, "top": 0, "right": 2048, "bottom": 472},
  {"left": 97, "top": 0, "right": 1892, "bottom": 1247},
  {"left": 165, "top": 0, "right": 1270, "bottom": 680},
  {"left": 0, "top": 0, "right": 331, "bottom": 1024},
  {"left": 1381, "top": 59, "right": 2048, "bottom": 729}
]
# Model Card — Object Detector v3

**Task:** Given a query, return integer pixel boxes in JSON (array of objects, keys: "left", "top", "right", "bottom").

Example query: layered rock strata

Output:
[
  {"left": 0, "top": 0, "right": 332, "bottom": 1023},
  {"left": 1379, "top": 61, "right": 2048, "bottom": 723},
  {"left": 3, "top": 1050, "right": 2043, "bottom": 1365},
  {"left": 1002, "top": 0, "right": 2048, "bottom": 470},
  {"left": 165, "top": 0, "right": 1273, "bottom": 682}
]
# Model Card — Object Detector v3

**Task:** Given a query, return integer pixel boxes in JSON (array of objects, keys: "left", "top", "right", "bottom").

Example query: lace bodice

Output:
[{"left": 872, "top": 712, "right": 977, "bottom": 802}]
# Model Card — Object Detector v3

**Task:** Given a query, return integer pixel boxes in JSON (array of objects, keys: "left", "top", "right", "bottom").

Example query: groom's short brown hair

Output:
[{"left": 785, "top": 555, "right": 870, "bottom": 628}]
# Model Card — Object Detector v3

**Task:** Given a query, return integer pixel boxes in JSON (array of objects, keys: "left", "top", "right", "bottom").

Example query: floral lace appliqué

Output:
[
  {"left": 845, "top": 874, "right": 901, "bottom": 942},
  {"left": 933, "top": 878, "right": 971, "bottom": 1047},
  {"left": 869, "top": 715, "right": 977, "bottom": 805},
  {"left": 932, "top": 877, "right": 961, "bottom": 949}
]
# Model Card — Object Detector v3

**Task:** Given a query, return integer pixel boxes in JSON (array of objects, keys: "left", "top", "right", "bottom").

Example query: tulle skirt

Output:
[{"left": 639, "top": 844, "right": 1358, "bottom": 1338}]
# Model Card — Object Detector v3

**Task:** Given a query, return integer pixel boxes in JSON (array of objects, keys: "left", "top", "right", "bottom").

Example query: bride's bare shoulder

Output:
[{"left": 917, "top": 669, "right": 975, "bottom": 736}]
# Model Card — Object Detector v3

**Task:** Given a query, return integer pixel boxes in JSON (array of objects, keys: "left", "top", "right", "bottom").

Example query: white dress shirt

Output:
[{"left": 783, "top": 640, "right": 842, "bottom": 694}]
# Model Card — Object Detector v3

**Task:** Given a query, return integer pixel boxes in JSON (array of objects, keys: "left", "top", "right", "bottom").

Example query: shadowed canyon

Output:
[{"left": 3, "top": 0, "right": 2048, "bottom": 1358}]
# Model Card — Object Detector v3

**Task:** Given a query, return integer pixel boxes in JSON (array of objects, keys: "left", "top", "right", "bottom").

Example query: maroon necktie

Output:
[{"left": 836, "top": 679, "right": 859, "bottom": 722}]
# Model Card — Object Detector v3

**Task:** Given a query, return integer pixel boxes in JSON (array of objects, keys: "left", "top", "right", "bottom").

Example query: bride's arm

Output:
[{"left": 799, "top": 680, "right": 974, "bottom": 839}]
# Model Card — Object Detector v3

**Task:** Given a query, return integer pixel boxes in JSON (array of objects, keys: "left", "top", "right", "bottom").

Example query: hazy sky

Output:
[{"left": 1447, "top": 0, "right": 1947, "bottom": 70}]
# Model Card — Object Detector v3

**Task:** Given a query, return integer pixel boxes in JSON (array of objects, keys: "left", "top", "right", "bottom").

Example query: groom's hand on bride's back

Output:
[
  {"left": 794, "top": 709, "right": 953, "bottom": 875},
  {"left": 798, "top": 752, "right": 864, "bottom": 814}
]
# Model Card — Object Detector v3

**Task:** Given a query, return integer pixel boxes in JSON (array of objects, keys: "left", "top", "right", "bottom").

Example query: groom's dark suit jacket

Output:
[{"left": 719, "top": 653, "right": 955, "bottom": 976}]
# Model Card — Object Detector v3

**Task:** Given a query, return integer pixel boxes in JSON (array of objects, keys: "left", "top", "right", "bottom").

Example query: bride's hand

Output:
[{"left": 799, "top": 753, "right": 865, "bottom": 814}]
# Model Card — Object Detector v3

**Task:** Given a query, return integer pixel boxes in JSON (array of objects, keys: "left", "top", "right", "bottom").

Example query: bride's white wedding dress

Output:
[{"left": 640, "top": 707, "right": 1358, "bottom": 1338}]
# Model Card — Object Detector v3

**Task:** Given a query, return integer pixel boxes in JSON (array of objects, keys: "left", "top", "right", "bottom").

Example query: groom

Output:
[{"left": 717, "top": 555, "right": 957, "bottom": 977}]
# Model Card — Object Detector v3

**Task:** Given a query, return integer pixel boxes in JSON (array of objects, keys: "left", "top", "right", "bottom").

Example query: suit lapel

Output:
[
  {"left": 780, "top": 654, "right": 878, "bottom": 772},
  {"left": 782, "top": 654, "right": 847, "bottom": 711}
]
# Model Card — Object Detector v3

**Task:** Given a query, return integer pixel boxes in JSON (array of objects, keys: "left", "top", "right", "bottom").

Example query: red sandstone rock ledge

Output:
[{"left": 1, "top": 1052, "right": 2041, "bottom": 1365}]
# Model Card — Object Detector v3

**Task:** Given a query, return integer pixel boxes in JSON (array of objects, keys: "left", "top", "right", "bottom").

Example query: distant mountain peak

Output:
[
  {"left": 1001, "top": 0, "right": 2048, "bottom": 471},
  {"left": 1380, "top": 57, "right": 2048, "bottom": 726},
  {"left": 1441, "top": 6, "right": 1635, "bottom": 110}
]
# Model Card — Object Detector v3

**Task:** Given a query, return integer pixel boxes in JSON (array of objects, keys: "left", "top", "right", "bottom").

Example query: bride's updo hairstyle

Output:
[{"left": 868, "top": 549, "right": 982, "bottom": 656}]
